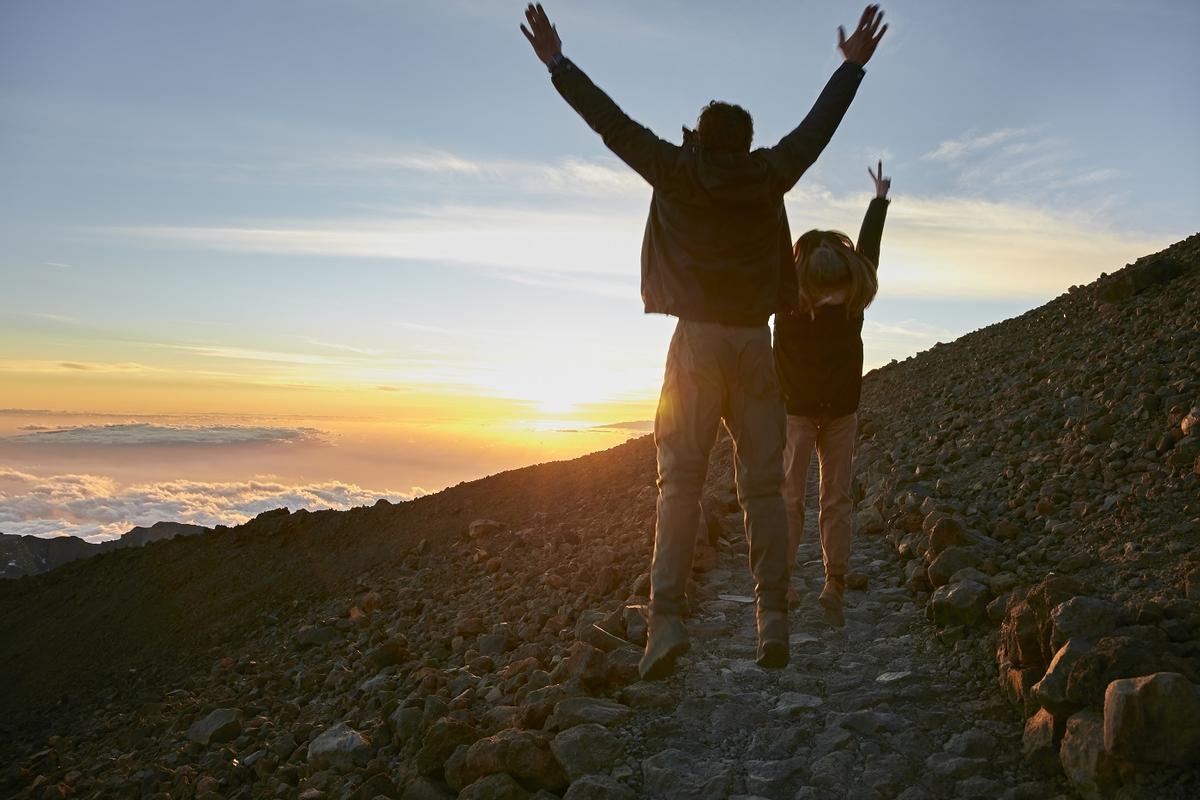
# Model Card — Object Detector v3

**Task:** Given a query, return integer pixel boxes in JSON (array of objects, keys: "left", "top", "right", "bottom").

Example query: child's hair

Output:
[{"left": 793, "top": 229, "right": 879, "bottom": 318}]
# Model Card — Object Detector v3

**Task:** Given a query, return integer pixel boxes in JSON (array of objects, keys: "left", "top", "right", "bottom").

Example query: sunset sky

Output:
[{"left": 2, "top": 0, "right": 1197, "bottom": 540}]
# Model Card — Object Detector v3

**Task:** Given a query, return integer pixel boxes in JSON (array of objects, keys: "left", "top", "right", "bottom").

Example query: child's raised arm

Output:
[{"left": 858, "top": 159, "right": 891, "bottom": 267}]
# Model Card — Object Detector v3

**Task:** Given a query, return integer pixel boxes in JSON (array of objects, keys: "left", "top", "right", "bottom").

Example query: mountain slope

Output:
[
  {"left": 2, "top": 234, "right": 1197, "bottom": 799},
  {"left": 0, "top": 521, "right": 211, "bottom": 579}
]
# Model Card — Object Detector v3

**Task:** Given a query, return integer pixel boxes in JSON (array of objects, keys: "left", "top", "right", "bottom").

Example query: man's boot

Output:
[
  {"left": 820, "top": 575, "right": 846, "bottom": 628},
  {"left": 639, "top": 612, "right": 689, "bottom": 680},
  {"left": 756, "top": 606, "right": 789, "bottom": 669}
]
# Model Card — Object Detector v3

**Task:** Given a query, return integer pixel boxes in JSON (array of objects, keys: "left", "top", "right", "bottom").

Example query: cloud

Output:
[
  {"left": 782, "top": 186, "right": 1166, "bottom": 301},
  {"left": 305, "top": 338, "right": 385, "bottom": 356},
  {"left": 922, "top": 128, "right": 1029, "bottom": 163},
  {"left": 3, "top": 423, "right": 325, "bottom": 447},
  {"left": 918, "top": 126, "right": 1120, "bottom": 202},
  {"left": 0, "top": 359, "right": 154, "bottom": 374},
  {"left": 0, "top": 470, "right": 423, "bottom": 542}
]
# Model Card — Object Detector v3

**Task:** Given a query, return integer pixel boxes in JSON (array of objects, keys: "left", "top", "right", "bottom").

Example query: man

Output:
[{"left": 520, "top": 3, "right": 886, "bottom": 679}]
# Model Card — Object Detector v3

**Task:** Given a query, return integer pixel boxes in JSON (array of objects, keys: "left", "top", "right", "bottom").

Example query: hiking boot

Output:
[
  {"left": 756, "top": 607, "right": 789, "bottom": 669},
  {"left": 639, "top": 613, "right": 689, "bottom": 680},
  {"left": 820, "top": 575, "right": 846, "bottom": 628}
]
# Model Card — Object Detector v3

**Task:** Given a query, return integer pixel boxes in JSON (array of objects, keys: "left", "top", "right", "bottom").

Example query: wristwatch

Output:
[{"left": 547, "top": 52, "right": 568, "bottom": 72}]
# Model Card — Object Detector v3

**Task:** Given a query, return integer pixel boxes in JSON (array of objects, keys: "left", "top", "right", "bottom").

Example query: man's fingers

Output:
[
  {"left": 837, "top": 25, "right": 847, "bottom": 47},
  {"left": 520, "top": 23, "right": 535, "bottom": 45},
  {"left": 874, "top": 23, "right": 888, "bottom": 44},
  {"left": 858, "top": 5, "right": 874, "bottom": 31},
  {"left": 878, "top": 159, "right": 883, "bottom": 176}
]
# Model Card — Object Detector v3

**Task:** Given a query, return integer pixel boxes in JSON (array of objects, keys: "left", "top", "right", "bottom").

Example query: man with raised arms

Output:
[{"left": 520, "top": 3, "right": 887, "bottom": 678}]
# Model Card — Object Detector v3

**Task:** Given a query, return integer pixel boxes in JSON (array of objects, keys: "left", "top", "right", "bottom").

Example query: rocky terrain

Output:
[
  {"left": 1, "top": 234, "right": 1197, "bottom": 799},
  {"left": 0, "top": 521, "right": 211, "bottom": 579}
]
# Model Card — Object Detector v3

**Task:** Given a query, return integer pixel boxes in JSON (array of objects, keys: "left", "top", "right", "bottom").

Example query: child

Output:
[{"left": 773, "top": 160, "right": 890, "bottom": 626}]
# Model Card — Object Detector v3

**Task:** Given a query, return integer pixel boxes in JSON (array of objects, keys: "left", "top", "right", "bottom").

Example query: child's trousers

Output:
[{"left": 782, "top": 412, "right": 857, "bottom": 578}]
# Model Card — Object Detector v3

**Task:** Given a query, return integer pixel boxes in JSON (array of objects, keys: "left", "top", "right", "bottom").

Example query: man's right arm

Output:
[
  {"left": 521, "top": 4, "right": 676, "bottom": 187},
  {"left": 549, "top": 58, "right": 678, "bottom": 188}
]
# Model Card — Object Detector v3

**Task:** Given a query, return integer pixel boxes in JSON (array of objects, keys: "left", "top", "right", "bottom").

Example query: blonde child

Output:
[{"left": 773, "top": 161, "right": 890, "bottom": 626}]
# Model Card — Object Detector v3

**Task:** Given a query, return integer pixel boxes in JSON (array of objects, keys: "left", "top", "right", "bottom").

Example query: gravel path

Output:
[{"left": 611, "top": 459, "right": 1066, "bottom": 800}]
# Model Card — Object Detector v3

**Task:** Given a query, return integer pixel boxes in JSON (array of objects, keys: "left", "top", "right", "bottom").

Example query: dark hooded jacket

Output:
[
  {"left": 550, "top": 58, "right": 864, "bottom": 326},
  {"left": 773, "top": 197, "right": 889, "bottom": 417}
]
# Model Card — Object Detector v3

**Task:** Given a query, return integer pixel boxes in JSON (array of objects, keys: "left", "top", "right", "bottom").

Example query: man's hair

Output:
[
  {"left": 793, "top": 230, "right": 879, "bottom": 318},
  {"left": 696, "top": 101, "right": 753, "bottom": 153}
]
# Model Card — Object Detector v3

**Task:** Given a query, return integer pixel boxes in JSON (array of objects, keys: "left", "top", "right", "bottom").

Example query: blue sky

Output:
[{"left": 0, "top": 1, "right": 1198, "bottom": 536}]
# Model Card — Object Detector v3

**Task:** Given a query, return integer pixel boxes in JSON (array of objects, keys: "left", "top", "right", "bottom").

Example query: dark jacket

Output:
[
  {"left": 550, "top": 58, "right": 865, "bottom": 326},
  {"left": 773, "top": 197, "right": 889, "bottom": 416}
]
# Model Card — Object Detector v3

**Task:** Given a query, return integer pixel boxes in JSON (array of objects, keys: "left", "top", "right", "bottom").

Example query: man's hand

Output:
[
  {"left": 869, "top": 159, "right": 891, "bottom": 199},
  {"left": 838, "top": 5, "right": 888, "bottom": 66},
  {"left": 520, "top": 3, "right": 562, "bottom": 65}
]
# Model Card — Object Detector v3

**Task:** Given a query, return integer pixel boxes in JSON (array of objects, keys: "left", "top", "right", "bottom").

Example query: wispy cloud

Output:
[
  {"left": 782, "top": 185, "right": 1165, "bottom": 300},
  {"left": 922, "top": 128, "right": 1029, "bottom": 163},
  {"left": 0, "top": 468, "right": 420, "bottom": 541},
  {"left": 0, "top": 359, "right": 154, "bottom": 374},
  {"left": 918, "top": 126, "right": 1121, "bottom": 202},
  {"left": 305, "top": 338, "right": 385, "bottom": 356},
  {"left": 2, "top": 423, "right": 325, "bottom": 447}
]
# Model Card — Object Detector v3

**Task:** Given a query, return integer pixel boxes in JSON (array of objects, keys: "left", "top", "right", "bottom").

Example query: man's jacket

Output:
[
  {"left": 550, "top": 58, "right": 865, "bottom": 326},
  {"left": 773, "top": 196, "right": 889, "bottom": 417}
]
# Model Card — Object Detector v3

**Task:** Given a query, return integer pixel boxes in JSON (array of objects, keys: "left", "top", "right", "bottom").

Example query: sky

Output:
[{"left": 1, "top": 0, "right": 1197, "bottom": 540}]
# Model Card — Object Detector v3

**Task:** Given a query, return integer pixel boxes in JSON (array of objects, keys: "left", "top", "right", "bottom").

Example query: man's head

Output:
[{"left": 696, "top": 101, "right": 753, "bottom": 153}]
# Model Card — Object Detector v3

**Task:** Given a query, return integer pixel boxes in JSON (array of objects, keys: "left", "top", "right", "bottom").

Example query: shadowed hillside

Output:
[
  {"left": 0, "top": 522, "right": 211, "bottom": 579},
  {"left": 2, "top": 235, "right": 1197, "bottom": 800}
]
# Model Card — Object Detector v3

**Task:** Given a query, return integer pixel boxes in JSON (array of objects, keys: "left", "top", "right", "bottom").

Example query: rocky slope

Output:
[
  {"left": 1, "top": 234, "right": 1197, "bottom": 800},
  {"left": 854, "top": 233, "right": 1200, "bottom": 798},
  {"left": 0, "top": 521, "right": 211, "bottom": 579}
]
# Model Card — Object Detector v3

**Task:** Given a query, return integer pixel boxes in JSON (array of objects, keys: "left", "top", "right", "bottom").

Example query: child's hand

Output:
[{"left": 869, "top": 159, "right": 891, "bottom": 199}]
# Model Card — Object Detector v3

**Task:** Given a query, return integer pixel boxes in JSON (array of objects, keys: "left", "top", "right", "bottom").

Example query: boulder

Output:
[
  {"left": 928, "top": 580, "right": 990, "bottom": 627},
  {"left": 468, "top": 519, "right": 505, "bottom": 539},
  {"left": 857, "top": 506, "right": 886, "bottom": 535},
  {"left": 998, "top": 575, "right": 1086, "bottom": 677},
  {"left": 642, "top": 748, "right": 735, "bottom": 800},
  {"left": 928, "top": 517, "right": 965, "bottom": 555},
  {"left": 295, "top": 625, "right": 340, "bottom": 649},
  {"left": 561, "top": 775, "right": 637, "bottom": 800},
  {"left": 927, "top": 547, "right": 980, "bottom": 588},
  {"left": 550, "top": 723, "right": 624, "bottom": 781},
  {"left": 456, "top": 728, "right": 567, "bottom": 791},
  {"left": 1032, "top": 638, "right": 1093, "bottom": 716},
  {"left": 1064, "top": 632, "right": 1165, "bottom": 709},
  {"left": 416, "top": 718, "right": 480, "bottom": 776},
  {"left": 458, "top": 773, "right": 529, "bottom": 800},
  {"left": 1049, "top": 597, "right": 1124, "bottom": 650},
  {"left": 1103, "top": 672, "right": 1200, "bottom": 767},
  {"left": 187, "top": 708, "right": 242, "bottom": 746},
  {"left": 306, "top": 723, "right": 372, "bottom": 772},
  {"left": 1022, "top": 708, "right": 1065, "bottom": 771},
  {"left": 744, "top": 755, "right": 807, "bottom": 796},
  {"left": 547, "top": 697, "right": 632, "bottom": 731},
  {"left": 1059, "top": 710, "right": 1118, "bottom": 800}
]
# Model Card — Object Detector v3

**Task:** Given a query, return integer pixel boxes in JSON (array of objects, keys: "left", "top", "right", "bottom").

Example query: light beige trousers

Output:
[
  {"left": 782, "top": 412, "right": 857, "bottom": 578},
  {"left": 651, "top": 320, "right": 789, "bottom": 616}
]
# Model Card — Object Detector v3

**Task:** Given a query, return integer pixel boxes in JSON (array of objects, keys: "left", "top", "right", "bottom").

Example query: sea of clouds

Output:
[{"left": 0, "top": 467, "right": 422, "bottom": 542}]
